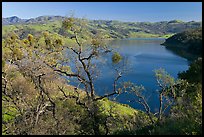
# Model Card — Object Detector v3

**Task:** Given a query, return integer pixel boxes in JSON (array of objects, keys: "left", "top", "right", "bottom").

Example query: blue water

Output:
[{"left": 67, "top": 38, "right": 189, "bottom": 113}]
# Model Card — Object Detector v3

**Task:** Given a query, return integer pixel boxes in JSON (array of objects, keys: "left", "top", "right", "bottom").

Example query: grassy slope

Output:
[{"left": 3, "top": 19, "right": 201, "bottom": 39}]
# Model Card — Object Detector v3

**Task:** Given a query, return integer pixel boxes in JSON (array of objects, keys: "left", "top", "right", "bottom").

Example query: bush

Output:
[{"left": 112, "top": 52, "right": 122, "bottom": 64}]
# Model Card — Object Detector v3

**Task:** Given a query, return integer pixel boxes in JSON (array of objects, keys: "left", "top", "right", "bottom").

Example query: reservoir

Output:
[{"left": 68, "top": 38, "right": 189, "bottom": 113}]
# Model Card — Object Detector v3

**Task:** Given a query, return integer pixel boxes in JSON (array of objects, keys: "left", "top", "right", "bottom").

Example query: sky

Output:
[{"left": 2, "top": 2, "right": 202, "bottom": 22}]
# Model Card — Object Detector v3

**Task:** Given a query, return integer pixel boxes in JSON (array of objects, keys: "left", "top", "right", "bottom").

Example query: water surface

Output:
[{"left": 69, "top": 38, "right": 189, "bottom": 113}]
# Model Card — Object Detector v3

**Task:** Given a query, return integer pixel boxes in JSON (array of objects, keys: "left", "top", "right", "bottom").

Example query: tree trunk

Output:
[
  {"left": 158, "top": 93, "right": 163, "bottom": 121},
  {"left": 92, "top": 102, "right": 100, "bottom": 135}
]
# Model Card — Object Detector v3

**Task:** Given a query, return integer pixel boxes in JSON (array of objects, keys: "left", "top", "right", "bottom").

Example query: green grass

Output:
[
  {"left": 159, "top": 33, "right": 175, "bottom": 38},
  {"left": 2, "top": 21, "right": 62, "bottom": 36},
  {"left": 24, "top": 21, "right": 61, "bottom": 33},
  {"left": 98, "top": 98, "right": 139, "bottom": 116},
  {"left": 2, "top": 25, "right": 18, "bottom": 36},
  {"left": 129, "top": 32, "right": 161, "bottom": 38}
]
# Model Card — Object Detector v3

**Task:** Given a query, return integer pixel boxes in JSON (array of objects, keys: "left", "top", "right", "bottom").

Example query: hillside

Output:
[
  {"left": 2, "top": 16, "right": 202, "bottom": 39},
  {"left": 2, "top": 62, "right": 151, "bottom": 135},
  {"left": 161, "top": 28, "right": 202, "bottom": 61},
  {"left": 2, "top": 16, "right": 202, "bottom": 135}
]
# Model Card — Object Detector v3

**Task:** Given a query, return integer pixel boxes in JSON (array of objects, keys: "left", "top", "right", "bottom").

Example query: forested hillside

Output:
[{"left": 162, "top": 28, "right": 202, "bottom": 60}]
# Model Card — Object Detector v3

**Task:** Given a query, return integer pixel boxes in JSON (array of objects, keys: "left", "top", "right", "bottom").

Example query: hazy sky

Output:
[{"left": 2, "top": 2, "right": 202, "bottom": 22}]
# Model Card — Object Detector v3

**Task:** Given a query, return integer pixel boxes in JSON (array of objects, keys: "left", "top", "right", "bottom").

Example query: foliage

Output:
[
  {"left": 178, "top": 57, "right": 202, "bottom": 83},
  {"left": 112, "top": 52, "right": 122, "bottom": 64},
  {"left": 2, "top": 62, "right": 150, "bottom": 135},
  {"left": 2, "top": 17, "right": 142, "bottom": 135},
  {"left": 162, "top": 28, "right": 202, "bottom": 60}
]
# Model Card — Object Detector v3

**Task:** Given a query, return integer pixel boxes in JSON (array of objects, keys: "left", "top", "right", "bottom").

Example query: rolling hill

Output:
[{"left": 2, "top": 16, "right": 202, "bottom": 39}]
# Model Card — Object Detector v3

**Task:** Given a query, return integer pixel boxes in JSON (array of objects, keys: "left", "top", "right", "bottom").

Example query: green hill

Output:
[
  {"left": 161, "top": 28, "right": 202, "bottom": 61},
  {"left": 2, "top": 16, "right": 202, "bottom": 39}
]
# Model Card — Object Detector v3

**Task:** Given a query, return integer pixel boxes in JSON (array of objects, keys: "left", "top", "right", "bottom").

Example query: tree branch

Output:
[{"left": 94, "top": 70, "right": 122, "bottom": 101}]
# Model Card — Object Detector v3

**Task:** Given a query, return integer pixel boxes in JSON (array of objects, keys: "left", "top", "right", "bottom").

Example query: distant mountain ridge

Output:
[
  {"left": 2, "top": 15, "right": 201, "bottom": 26},
  {"left": 2, "top": 16, "right": 25, "bottom": 25},
  {"left": 2, "top": 16, "right": 65, "bottom": 25},
  {"left": 2, "top": 16, "right": 202, "bottom": 39}
]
